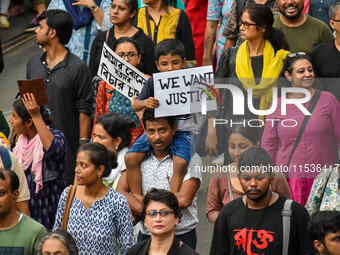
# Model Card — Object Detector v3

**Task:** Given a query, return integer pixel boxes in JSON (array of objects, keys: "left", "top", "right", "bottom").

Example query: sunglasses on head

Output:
[{"left": 287, "top": 52, "right": 307, "bottom": 58}]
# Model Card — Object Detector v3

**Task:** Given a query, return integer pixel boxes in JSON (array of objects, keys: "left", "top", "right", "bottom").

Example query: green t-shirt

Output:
[
  {"left": 0, "top": 214, "right": 46, "bottom": 255},
  {"left": 273, "top": 15, "right": 334, "bottom": 56}
]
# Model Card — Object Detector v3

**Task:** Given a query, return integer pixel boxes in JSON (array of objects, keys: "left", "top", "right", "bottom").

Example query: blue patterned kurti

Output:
[
  {"left": 54, "top": 187, "right": 134, "bottom": 255},
  {"left": 48, "top": 0, "right": 112, "bottom": 64}
]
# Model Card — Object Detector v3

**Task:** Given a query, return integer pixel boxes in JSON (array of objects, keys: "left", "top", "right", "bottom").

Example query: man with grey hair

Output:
[{"left": 311, "top": 1, "right": 340, "bottom": 102}]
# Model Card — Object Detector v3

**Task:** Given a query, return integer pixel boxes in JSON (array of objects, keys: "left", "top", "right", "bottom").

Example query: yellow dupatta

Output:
[{"left": 235, "top": 40, "right": 290, "bottom": 120}]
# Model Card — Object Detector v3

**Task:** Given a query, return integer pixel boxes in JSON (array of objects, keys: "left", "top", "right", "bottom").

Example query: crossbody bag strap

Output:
[
  {"left": 282, "top": 199, "right": 293, "bottom": 255},
  {"left": 145, "top": 7, "right": 152, "bottom": 40},
  {"left": 226, "top": 171, "right": 234, "bottom": 201},
  {"left": 286, "top": 90, "right": 321, "bottom": 167},
  {"left": 61, "top": 185, "right": 77, "bottom": 231}
]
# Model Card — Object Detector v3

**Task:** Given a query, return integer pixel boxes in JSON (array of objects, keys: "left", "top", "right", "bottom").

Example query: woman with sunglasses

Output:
[
  {"left": 89, "top": 0, "right": 157, "bottom": 77},
  {"left": 205, "top": 4, "right": 290, "bottom": 158},
  {"left": 262, "top": 53, "right": 340, "bottom": 205},
  {"left": 127, "top": 188, "right": 198, "bottom": 255}
]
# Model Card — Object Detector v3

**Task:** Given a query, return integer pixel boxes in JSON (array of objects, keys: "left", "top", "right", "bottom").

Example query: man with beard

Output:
[
  {"left": 26, "top": 10, "right": 92, "bottom": 184},
  {"left": 308, "top": 211, "right": 340, "bottom": 255},
  {"left": 209, "top": 147, "right": 314, "bottom": 255},
  {"left": 273, "top": 0, "right": 333, "bottom": 56}
]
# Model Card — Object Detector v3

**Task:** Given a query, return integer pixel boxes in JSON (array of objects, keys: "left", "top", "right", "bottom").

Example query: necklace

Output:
[{"left": 245, "top": 190, "right": 272, "bottom": 209}]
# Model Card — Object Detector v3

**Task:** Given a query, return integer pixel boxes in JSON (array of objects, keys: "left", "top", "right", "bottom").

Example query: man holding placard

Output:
[{"left": 26, "top": 10, "right": 92, "bottom": 185}]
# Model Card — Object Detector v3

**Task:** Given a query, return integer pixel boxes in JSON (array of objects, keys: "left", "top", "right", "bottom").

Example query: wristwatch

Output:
[
  {"left": 79, "top": 138, "right": 89, "bottom": 145},
  {"left": 90, "top": 3, "right": 98, "bottom": 11}
]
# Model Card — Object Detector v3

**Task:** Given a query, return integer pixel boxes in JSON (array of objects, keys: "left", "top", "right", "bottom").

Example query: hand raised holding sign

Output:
[
  {"left": 22, "top": 93, "right": 41, "bottom": 119},
  {"left": 145, "top": 97, "right": 160, "bottom": 109}
]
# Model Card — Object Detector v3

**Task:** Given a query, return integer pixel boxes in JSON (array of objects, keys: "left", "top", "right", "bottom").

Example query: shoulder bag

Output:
[
  {"left": 61, "top": 185, "right": 77, "bottom": 231},
  {"left": 286, "top": 90, "right": 321, "bottom": 167}
]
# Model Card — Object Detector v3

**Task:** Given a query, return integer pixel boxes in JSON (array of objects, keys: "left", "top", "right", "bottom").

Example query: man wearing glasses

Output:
[
  {"left": 273, "top": 0, "right": 333, "bottom": 56},
  {"left": 311, "top": 1, "right": 340, "bottom": 102},
  {"left": 118, "top": 108, "right": 202, "bottom": 251}
]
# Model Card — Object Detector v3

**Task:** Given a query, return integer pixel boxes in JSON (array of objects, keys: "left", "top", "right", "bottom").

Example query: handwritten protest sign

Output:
[
  {"left": 97, "top": 42, "right": 148, "bottom": 100},
  {"left": 154, "top": 66, "right": 216, "bottom": 117}
]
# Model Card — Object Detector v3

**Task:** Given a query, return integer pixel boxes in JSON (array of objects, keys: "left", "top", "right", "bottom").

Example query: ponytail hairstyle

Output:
[
  {"left": 96, "top": 113, "right": 136, "bottom": 151},
  {"left": 242, "top": 4, "right": 290, "bottom": 51},
  {"left": 77, "top": 142, "right": 118, "bottom": 177},
  {"left": 13, "top": 98, "right": 53, "bottom": 126}
]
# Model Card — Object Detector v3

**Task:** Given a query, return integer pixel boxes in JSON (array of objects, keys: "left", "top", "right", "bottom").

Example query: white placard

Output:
[
  {"left": 154, "top": 66, "right": 217, "bottom": 117},
  {"left": 97, "top": 42, "right": 148, "bottom": 100}
]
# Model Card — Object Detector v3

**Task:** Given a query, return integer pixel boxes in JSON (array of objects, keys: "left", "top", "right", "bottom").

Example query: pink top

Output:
[
  {"left": 206, "top": 170, "right": 292, "bottom": 224},
  {"left": 262, "top": 91, "right": 340, "bottom": 204}
]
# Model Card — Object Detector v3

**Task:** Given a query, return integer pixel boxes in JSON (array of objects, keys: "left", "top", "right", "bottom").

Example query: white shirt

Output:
[{"left": 140, "top": 153, "right": 202, "bottom": 235}]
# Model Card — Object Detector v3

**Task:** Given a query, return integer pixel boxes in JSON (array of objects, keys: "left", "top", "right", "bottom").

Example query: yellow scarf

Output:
[{"left": 235, "top": 40, "right": 289, "bottom": 120}]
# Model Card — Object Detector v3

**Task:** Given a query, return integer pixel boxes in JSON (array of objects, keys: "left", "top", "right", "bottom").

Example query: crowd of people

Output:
[{"left": 0, "top": 0, "right": 340, "bottom": 254}]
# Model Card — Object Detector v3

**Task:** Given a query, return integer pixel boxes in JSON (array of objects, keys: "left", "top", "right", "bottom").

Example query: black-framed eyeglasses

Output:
[
  {"left": 331, "top": 19, "right": 340, "bottom": 22},
  {"left": 238, "top": 20, "right": 257, "bottom": 29},
  {"left": 145, "top": 210, "right": 174, "bottom": 218},
  {"left": 287, "top": 52, "right": 307, "bottom": 58},
  {"left": 117, "top": 52, "right": 138, "bottom": 60}
]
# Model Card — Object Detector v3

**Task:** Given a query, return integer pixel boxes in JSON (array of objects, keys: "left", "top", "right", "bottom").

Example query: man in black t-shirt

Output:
[{"left": 209, "top": 147, "right": 314, "bottom": 255}]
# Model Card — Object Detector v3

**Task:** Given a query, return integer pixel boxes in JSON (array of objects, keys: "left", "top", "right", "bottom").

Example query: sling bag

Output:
[
  {"left": 286, "top": 90, "right": 321, "bottom": 167},
  {"left": 61, "top": 185, "right": 77, "bottom": 231}
]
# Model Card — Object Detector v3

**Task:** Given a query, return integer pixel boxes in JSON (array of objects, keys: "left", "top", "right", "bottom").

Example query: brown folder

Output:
[{"left": 17, "top": 78, "right": 48, "bottom": 106}]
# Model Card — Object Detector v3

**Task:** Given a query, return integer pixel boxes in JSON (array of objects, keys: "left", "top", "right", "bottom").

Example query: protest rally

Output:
[{"left": 0, "top": 0, "right": 340, "bottom": 254}]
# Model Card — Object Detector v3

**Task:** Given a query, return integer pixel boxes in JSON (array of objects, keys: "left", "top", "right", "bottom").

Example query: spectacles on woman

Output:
[
  {"left": 117, "top": 52, "right": 138, "bottom": 60},
  {"left": 287, "top": 52, "right": 307, "bottom": 58},
  {"left": 238, "top": 20, "right": 257, "bottom": 29},
  {"left": 331, "top": 19, "right": 340, "bottom": 22},
  {"left": 146, "top": 210, "right": 174, "bottom": 218}
]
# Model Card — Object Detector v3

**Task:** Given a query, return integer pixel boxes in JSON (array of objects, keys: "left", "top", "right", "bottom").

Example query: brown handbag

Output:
[{"left": 61, "top": 185, "right": 77, "bottom": 231}]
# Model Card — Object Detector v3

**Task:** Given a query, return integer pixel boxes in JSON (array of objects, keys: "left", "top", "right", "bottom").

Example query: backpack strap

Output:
[
  {"left": 282, "top": 199, "right": 293, "bottom": 255},
  {"left": 0, "top": 147, "right": 12, "bottom": 170}
]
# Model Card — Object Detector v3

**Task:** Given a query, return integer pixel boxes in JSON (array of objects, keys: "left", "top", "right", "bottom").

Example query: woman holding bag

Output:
[
  {"left": 204, "top": 4, "right": 290, "bottom": 159},
  {"left": 261, "top": 53, "right": 340, "bottom": 205}
]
